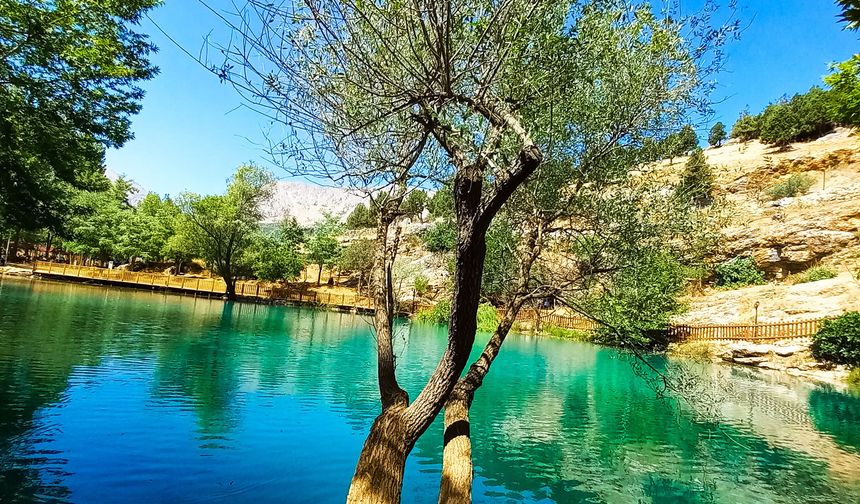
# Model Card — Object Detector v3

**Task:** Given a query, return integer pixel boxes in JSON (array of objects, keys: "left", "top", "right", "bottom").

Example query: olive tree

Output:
[{"left": 206, "top": 1, "right": 734, "bottom": 502}]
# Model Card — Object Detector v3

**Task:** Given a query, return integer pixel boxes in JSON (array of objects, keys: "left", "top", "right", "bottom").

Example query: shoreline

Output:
[{"left": 4, "top": 268, "right": 853, "bottom": 391}]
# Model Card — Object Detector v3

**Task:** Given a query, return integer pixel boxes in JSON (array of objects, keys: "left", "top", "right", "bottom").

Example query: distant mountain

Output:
[
  {"left": 260, "top": 180, "right": 366, "bottom": 226},
  {"left": 105, "top": 168, "right": 146, "bottom": 206}
]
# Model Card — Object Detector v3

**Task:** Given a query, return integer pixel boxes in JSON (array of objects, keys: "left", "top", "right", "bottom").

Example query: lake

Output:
[{"left": 1, "top": 277, "right": 859, "bottom": 503}]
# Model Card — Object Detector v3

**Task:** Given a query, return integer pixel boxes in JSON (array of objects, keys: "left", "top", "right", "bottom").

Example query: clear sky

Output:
[{"left": 104, "top": 0, "right": 858, "bottom": 197}]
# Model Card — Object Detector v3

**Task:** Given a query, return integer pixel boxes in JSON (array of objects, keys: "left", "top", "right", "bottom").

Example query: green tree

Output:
[
  {"left": 337, "top": 239, "right": 375, "bottom": 293},
  {"left": 708, "top": 122, "right": 727, "bottom": 147},
  {"left": 345, "top": 203, "right": 375, "bottom": 229},
  {"left": 677, "top": 148, "right": 714, "bottom": 207},
  {"left": 307, "top": 215, "right": 343, "bottom": 285},
  {"left": 249, "top": 233, "right": 304, "bottom": 282},
  {"left": 759, "top": 87, "right": 834, "bottom": 146},
  {"left": 210, "top": 0, "right": 732, "bottom": 500},
  {"left": 825, "top": 55, "right": 860, "bottom": 126},
  {"left": 179, "top": 165, "right": 274, "bottom": 299},
  {"left": 402, "top": 190, "right": 428, "bottom": 222},
  {"left": 62, "top": 178, "right": 136, "bottom": 263},
  {"left": 428, "top": 185, "right": 454, "bottom": 220},
  {"left": 660, "top": 124, "right": 699, "bottom": 162},
  {"left": 731, "top": 111, "right": 761, "bottom": 141},
  {"left": 421, "top": 220, "right": 456, "bottom": 253},
  {"left": 0, "top": 0, "right": 159, "bottom": 232},
  {"left": 123, "top": 193, "right": 180, "bottom": 263}
]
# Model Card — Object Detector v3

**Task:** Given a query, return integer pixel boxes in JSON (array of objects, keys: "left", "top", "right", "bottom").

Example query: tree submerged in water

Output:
[{"left": 207, "top": 0, "right": 736, "bottom": 501}]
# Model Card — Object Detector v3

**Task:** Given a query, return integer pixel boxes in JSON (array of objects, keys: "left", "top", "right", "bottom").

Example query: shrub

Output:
[
  {"left": 848, "top": 368, "right": 860, "bottom": 387},
  {"left": 415, "top": 299, "right": 451, "bottom": 324},
  {"left": 811, "top": 312, "right": 860, "bottom": 367},
  {"left": 413, "top": 274, "right": 429, "bottom": 295},
  {"left": 476, "top": 303, "right": 500, "bottom": 332},
  {"left": 731, "top": 112, "right": 760, "bottom": 141},
  {"left": 672, "top": 341, "right": 715, "bottom": 362},
  {"left": 714, "top": 256, "right": 765, "bottom": 288},
  {"left": 758, "top": 87, "right": 834, "bottom": 146},
  {"left": 793, "top": 265, "right": 837, "bottom": 284},
  {"left": 765, "top": 173, "right": 815, "bottom": 200},
  {"left": 542, "top": 325, "right": 592, "bottom": 342},
  {"left": 677, "top": 148, "right": 714, "bottom": 206},
  {"left": 345, "top": 203, "right": 375, "bottom": 229},
  {"left": 421, "top": 220, "right": 456, "bottom": 253}
]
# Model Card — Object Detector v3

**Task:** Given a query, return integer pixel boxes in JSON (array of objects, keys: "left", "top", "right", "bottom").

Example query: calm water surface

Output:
[{"left": 1, "top": 277, "right": 859, "bottom": 503}]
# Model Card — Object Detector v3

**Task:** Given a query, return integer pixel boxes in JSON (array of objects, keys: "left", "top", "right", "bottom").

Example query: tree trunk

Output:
[
  {"left": 439, "top": 386, "right": 472, "bottom": 504},
  {"left": 225, "top": 278, "right": 237, "bottom": 300},
  {"left": 346, "top": 407, "right": 410, "bottom": 504},
  {"left": 45, "top": 234, "right": 53, "bottom": 260},
  {"left": 317, "top": 263, "right": 323, "bottom": 285}
]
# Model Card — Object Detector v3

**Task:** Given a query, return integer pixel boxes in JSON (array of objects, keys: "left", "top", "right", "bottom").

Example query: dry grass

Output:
[{"left": 671, "top": 341, "right": 716, "bottom": 362}]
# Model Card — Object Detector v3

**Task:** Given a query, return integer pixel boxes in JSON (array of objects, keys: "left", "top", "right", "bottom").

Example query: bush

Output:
[
  {"left": 714, "top": 256, "right": 765, "bottom": 288},
  {"left": 415, "top": 300, "right": 499, "bottom": 332},
  {"left": 792, "top": 265, "right": 837, "bottom": 284},
  {"left": 848, "top": 368, "right": 860, "bottom": 387},
  {"left": 677, "top": 148, "right": 714, "bottom": 206},
  {"left": 811, "top": 312, "right": 860, "bottom": 368},
  {"left": 672, "top": 341, "right": 715, "bottom": 362},
  {"left": 731, "top": 112, "right": 760, "bottom": 141},
  {"left": 758, "top": 87, "right": 834, "bottom": 146},
  {"left": 413, "top": 274, "right": 429, "bottom": 295},
  {"left": 476, "top": 303, "right": 500, "bottom": 332},
  {"left": 415, "top": 299, "right": 451, "bottom": 324},
  {"left": 541, "top": 325, "right": 593, "bottom": 342},
  {"left": 421, "top": 220, "right": 456, "bottom": 253},
  {"left": 765, "top": 173, "right": 815, "bottom": 200}
]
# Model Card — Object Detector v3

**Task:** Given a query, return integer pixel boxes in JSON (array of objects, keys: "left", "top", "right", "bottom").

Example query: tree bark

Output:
[
  {"left": 225, "top": 277, "right": 237, "bottom": 300},
  {"left": 346, "top": 407, "right": 410, "bottom": 504},
  {"left": 438, "top": 227, "right": 541, "bottom": 504}
]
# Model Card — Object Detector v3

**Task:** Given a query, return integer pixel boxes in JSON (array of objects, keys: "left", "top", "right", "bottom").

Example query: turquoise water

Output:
[{"left": 0, "top": 277, "right": 859, "bottom": 503}]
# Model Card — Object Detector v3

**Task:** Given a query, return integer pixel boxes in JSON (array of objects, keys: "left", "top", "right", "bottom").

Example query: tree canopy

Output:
[{"left": 0, "top": 0, "right": 159, "bottom": 232}]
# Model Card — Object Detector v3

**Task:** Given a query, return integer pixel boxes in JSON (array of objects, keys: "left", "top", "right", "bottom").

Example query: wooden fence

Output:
[
  {"left": 31, "top": 261, "right": 831, "bottom": 342},
  {"left": 32, "top": 261, "right": 374, "bottom": 310},
  {"left": 667, "top": 318, "right": 828, "bottom": 342}
]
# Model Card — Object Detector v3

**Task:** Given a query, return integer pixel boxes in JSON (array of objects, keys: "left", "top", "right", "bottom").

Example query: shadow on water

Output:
[{"left": 1, "top": 277, "right": 859, "bottom": 503}]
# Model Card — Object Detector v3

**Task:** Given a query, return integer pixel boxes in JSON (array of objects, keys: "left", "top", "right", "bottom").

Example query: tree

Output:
[
  {"left": 179, "top": 165, "right": 274, "bottom": 300},
  {"left": 401, "top": 190, "right": 428, "bottom": 222},
  {"left": 677, "top": 149, "right": 715, "bottom": 207},
  {"left": 837, "top": 0, "right": 860, "bottom": 30},
  {"left": 62, "top": 178, "right": 136, "bottom": 263},
  {"left": 661, "top": 124, "right": 699, "bottom": 163},
  {"left": 249, "top": 232, "right": 304, "bottom": 282},
  {"left": 346, "top": 203, "right": 375, "bottom": 229},
  {"left": 825, "top": 55, "right": 860, "bottom": 126},
  {"left": 0, "top": 1, "right": 159, "bottom": 233},
  {"left": 209, "top": 1, "right": 732, "bottom": 501},
  {"left": 124, "top": 193, "right": 180, "bottom": 263},
  {"left": 428, "top": 185, "right": 455, "bottom": 221},
  {"left": 307, "top": 215, "right": 343, "bottom": 285},
  {"left": 337, "top": 239, "right": 375, "bottom": 294},
  {"left": 731, "top": 111, "right": 761, "bottom": 141},
  {"left": 708, "top": 122, "right": 727, "bottom": 147},
  {"left": 758, "top": 87, "right": 834, "bottom": 146},
  {"left": 421, "top": 221, "right": 456, "bottom": 253}
]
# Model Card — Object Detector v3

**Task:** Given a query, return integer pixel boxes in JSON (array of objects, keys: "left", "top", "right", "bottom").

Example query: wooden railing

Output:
[
  {"left": 31, "top": 261, "right": 833, "bottom": 341},
  {"left": 667, "top": 318, "right": 828, "bottom": 342},
  {"left": 32, "top": 261, "right": 373, "bottom": 310}
]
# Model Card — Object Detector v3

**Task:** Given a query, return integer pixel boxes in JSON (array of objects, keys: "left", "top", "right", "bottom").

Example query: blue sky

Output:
[{"left": 105, "top": 0, "right": 857, "bottom": 197}]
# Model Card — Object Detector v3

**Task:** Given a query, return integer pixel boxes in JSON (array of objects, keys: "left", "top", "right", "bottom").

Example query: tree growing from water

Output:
[
  {"left": 178, "top": 165, "right": 274, "bottom": 300},
  {"left": 207, "top": 0, "right": 734, "bottom": 502}
]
